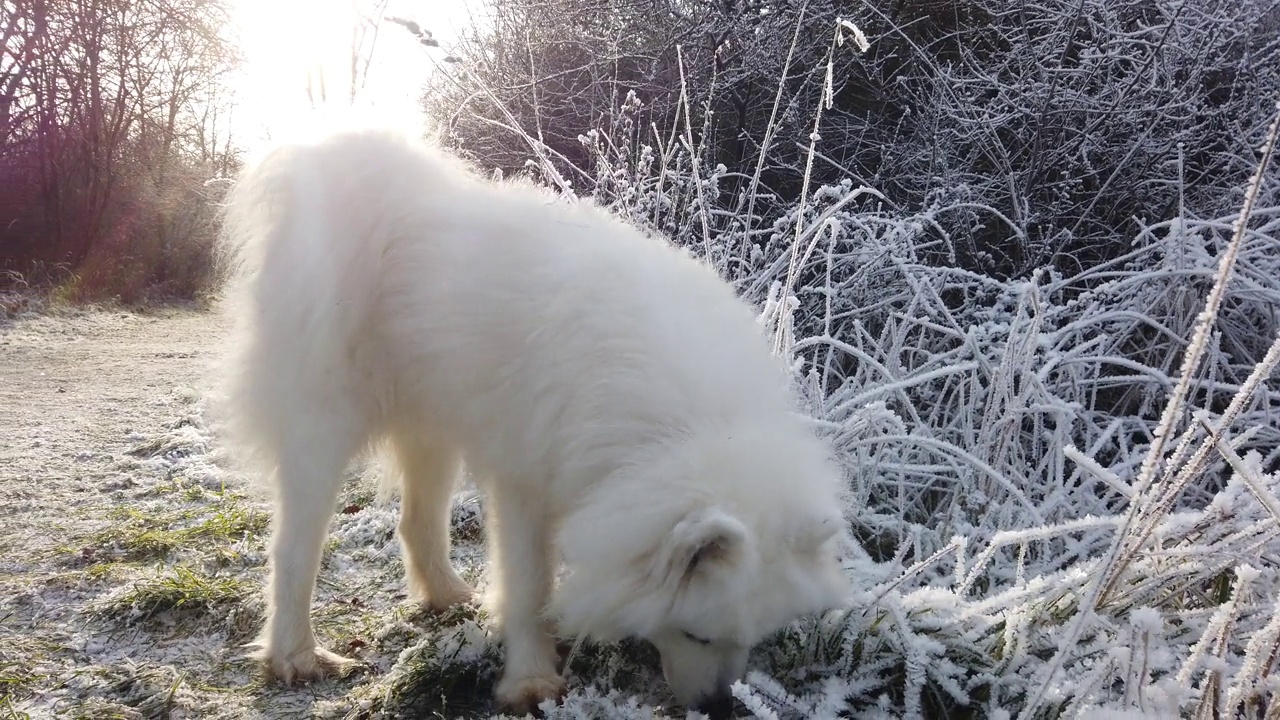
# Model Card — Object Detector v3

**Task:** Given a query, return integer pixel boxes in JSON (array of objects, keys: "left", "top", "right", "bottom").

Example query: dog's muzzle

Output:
[{"left": 695, "top": 687, "right": 736, "bottom": 720}]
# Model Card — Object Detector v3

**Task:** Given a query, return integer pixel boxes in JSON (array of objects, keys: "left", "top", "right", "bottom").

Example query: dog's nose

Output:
[{"left": 695, "top": 687, "right": 735, "bottom": 720}]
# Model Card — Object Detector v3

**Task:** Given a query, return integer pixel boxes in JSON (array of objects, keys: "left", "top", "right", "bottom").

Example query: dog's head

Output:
[{"left": 553, "top": 419, "right": 851, "bottom": 717}]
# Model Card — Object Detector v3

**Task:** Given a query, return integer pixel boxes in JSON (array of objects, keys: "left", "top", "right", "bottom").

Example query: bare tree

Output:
[
  {"left": 0, "top": 0, "right": 238, "bottom": 301},
  {"left": 424, "top": 0, "right": 1280, "bottom": 280}
]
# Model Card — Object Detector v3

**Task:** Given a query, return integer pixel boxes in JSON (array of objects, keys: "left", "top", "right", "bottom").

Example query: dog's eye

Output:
[{"left": 681, "top": 630, "right": 713, "bottom": 646}]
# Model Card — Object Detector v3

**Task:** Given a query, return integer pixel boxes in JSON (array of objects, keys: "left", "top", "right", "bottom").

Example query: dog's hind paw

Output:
[
  {"left": 494, "top": 673, "right": 567, "bottom": 715},
  {"left": 409, "top": 574, "right": 476, "bottom": 612},
  {"left": 251, "top": 644, "right": 355, "bottom": 685}
]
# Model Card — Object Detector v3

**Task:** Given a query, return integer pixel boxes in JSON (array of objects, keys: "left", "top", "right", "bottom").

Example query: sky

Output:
[{"left": 225, "top": 0, "right": 479, "bottom": 149}]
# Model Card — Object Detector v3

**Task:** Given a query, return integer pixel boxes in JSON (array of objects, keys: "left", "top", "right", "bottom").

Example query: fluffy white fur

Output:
[{"left": 215, "top": 128, "right": 851, "bottom": 716}]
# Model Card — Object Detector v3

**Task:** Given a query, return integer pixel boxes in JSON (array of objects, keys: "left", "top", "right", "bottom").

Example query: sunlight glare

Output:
[{"left": 227, "top": 0, "right": 471, "bottom": 150}]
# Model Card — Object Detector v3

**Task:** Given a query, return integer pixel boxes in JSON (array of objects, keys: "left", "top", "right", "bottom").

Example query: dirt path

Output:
[
  {"left": 0, "top": 308, "right": 390, "bottom": 719},
  {"left": 1, "top": 308, "right": 221, "bottom": 560},
  {"left": 0, "top": 308, "right": 281, "bottom": 718}
]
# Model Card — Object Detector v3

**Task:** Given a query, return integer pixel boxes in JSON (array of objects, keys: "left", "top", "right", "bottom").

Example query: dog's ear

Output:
[{"left": 656, "top": 507, "right": 748, "bottom": 587}]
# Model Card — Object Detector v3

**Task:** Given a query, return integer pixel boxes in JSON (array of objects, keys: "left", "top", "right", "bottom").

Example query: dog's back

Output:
[{"left": 217, "top": 129, "right": 796, "bottom": 502}]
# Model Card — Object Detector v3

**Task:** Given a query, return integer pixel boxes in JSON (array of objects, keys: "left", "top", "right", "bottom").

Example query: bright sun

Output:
[{"left": 226, "top": 0, "right": 472, "bottom": 150}]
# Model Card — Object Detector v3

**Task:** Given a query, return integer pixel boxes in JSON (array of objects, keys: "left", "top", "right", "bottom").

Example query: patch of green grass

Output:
[
  {"left": 64, "top": 700, "right": 144, "bottom": 720},
  {"left": 60, "top": 664, "right": 209, "bottom": 720},
  {"left": 83, "top": 560, "right": 131, "bottom": 582},
  {"left": 0, "top": 693, "right": 33, "bottom": 720},
  {"left": 181, "top": 485, "right": 208, "bottom": 502},
  {"left": 85, "top": 503, "right": 266, "bottom": 564},
  {"left": 103, "top": 565, "right": 249, "bottom": 622},
  {"left": 87, "top": 508, "right": 191, "bottom": 561},
  {"left": 322, "top": 535, "right": 341, "bottom": 559},
  {"left": 0, "top": 659, "right": 41, "bottom": 707}
]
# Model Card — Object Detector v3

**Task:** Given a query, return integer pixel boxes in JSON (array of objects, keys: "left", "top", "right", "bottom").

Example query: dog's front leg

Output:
[{"left": 489, "top": 492, "right": 566, "bottom": 714}]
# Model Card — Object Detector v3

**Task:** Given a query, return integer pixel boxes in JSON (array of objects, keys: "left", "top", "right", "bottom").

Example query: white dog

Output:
[{"left": 215, "top": 128, "right": 851, "bottom": 717}]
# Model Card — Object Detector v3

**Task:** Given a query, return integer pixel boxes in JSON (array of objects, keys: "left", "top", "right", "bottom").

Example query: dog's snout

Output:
[{"left": 695, "top": 687, "right": 735, "bottom": 720}]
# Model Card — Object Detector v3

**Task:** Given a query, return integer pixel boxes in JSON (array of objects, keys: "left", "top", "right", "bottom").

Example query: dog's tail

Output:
[
  {"left": 212, "top": 129, "right": 454, "bottom": 479},
  {"left": 215, "top": 131, "right": 412, "bottom": 325}
]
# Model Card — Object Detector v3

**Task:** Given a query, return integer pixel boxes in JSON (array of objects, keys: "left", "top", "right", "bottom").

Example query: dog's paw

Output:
[
  {"left": 429, "top": 586, "right": 476, "bottom": 612},
  {"left": 494, "top": 673, "right": 567, "bottom": 715},
  {"left": 252, "top": 644, "right": 355, "bottom": 685},
  {"left": 427, "top": 581, "right": 477, "bottom": 612},
  {"left": 408, "top": 572, "right": 476, "bottom": 612}
]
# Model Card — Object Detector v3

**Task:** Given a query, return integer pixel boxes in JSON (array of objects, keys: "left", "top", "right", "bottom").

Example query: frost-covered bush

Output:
[
  {"left": 423, "top": 0, "right": 1280, "bottom": 280},
  {"left": 352, "top": 86, "right": 1276, "bottom": 715},
  {"left": 390, "top": 2, "right": 1280, "bottom": 712}
]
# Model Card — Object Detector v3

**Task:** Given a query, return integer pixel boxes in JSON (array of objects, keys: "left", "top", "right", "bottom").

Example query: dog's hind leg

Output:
[
  {"left": 252, "top": 418, "right": 364, "bottom": 684},
  {"left": 489, "top": 489, "right": 567, "bottom": 714},
  {"left": 390, "top": 429, "right": 474, "bottom": 611}
]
